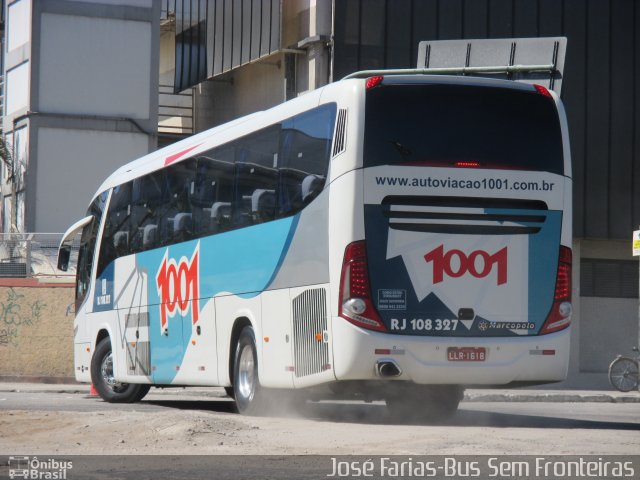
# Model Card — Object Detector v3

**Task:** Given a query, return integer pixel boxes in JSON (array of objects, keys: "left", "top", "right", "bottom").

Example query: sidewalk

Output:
[{"left": 0, "top": 382, "right": 638, "bottom": 403}]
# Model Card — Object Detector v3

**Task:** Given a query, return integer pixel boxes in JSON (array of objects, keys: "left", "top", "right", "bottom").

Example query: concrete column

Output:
[{"left": 298, "top": 0, "right": 332, "bottom": 92}]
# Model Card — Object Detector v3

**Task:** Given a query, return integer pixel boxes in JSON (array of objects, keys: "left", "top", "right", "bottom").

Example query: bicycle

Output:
[{"left": 608, "top": 346, "right": 639, "bottom": 392}]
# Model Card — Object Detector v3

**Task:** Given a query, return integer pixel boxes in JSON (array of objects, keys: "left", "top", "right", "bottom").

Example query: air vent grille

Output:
[
  {"left": 382, "top": 196, "right": 548, "bottom": 235},
  {"left": 292, "top": 288, "right": 329, "bottom": 377},
  {"left": 332, "top": 109, "right": 348, "bottom": 157}
]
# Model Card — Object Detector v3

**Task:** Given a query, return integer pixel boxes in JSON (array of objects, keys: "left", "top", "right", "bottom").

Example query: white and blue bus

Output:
[{"left": 59, "top": 72, "right": 572, "bottom": 418}]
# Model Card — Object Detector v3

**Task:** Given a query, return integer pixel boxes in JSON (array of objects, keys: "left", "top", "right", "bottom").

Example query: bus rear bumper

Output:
[{"left": 331, "top": 317, "right": 570, "bottom": 386}]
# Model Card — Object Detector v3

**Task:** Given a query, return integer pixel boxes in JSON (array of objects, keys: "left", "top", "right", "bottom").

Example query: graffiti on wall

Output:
[{"left": 0, "top": 287, "right": 46, "bottom": 347}]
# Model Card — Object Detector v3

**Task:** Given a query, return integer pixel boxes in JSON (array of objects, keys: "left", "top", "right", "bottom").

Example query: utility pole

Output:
[{"left": 633, "top": 228, "right": 640, "bottom": 391}]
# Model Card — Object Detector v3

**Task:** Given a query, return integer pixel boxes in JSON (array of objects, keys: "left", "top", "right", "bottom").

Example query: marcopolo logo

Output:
[
  {"left": 156, "top": 243, "right": 200, "bottom": 331},
  {"left": 424, "top": 245, "right": 508, "bottom": 285}
]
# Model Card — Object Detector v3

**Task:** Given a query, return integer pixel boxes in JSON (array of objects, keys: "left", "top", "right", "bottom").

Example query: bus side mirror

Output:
[
  {"left": 58, "top": 215, "right": 94, "bottom": 273},
  {"left": 58, "top": 246, "right": 71, "bottom": 272}
]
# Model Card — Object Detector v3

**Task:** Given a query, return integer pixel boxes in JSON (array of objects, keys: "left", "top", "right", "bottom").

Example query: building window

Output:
[{"left": 580, "top": 258, "right": 638, "bottom": 298}]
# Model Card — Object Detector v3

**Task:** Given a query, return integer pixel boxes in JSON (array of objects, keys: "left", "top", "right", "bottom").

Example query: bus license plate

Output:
[{"left": 447, "top": 347, "right": 486, "bottom": 362}]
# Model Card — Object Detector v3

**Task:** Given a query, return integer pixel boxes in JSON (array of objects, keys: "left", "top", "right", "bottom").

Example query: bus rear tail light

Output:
[
  {"left": 454, "top": 161, "right": 481, "bottom": 168},
  {"left": 366, "top": 76, "right": 384, "bottom": 89},
  {"left": 534, "top": 84, "right": 553, "bottom": 99},
  {"left": 540, "top": 246, "right": 572, "bottom": 335},
  {"left": 339, "top": 241, "right": 387, "bottom": 332}
]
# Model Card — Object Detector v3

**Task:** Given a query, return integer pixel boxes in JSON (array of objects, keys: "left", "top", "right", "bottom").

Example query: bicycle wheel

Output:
[{"left": 608, "top": 356, "right": 639, "bottom": 392}]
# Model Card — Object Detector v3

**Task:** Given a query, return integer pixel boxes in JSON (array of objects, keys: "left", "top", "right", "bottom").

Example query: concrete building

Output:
[{"left": 1, "top": 0, "right": 159, "bottom": 233}]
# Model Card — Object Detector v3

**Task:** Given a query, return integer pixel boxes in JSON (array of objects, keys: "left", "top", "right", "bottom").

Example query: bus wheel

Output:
[
  {"left": 90, "top": 337, "right": 150, "bottom": 403},
  {"left": 386, "top": 385, "right": 463, "bottom": 423},
  {"left": 233, "top": 326, "right": 265, "bottom": 415}
]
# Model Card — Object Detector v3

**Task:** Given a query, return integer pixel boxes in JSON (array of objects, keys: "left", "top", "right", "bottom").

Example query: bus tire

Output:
[
  {"left": 386, "top": 385, "right": 463, "bottom": 422},
  {"left": 233, "top": 326, "right": 265, "bottom": 415},
  {"left": 90, "top": 337, "right": 151, "bottom": 403}
]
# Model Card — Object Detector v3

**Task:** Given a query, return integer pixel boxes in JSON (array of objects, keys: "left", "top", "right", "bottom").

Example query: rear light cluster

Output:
[
  {"left": 366, "top": 75, "right": 384, "bottom": 89},
  {"left": 534, "top": 84, "right": 553, "bottom": 99},
  {"left": 454, "top": 161, "right": 481, "bottom": 168},
  {"left": 339, "top": 241, "right": 387, "bottom": 332},
  {"left": 540, "top": 246, "right": 572, "bottom": 335}
]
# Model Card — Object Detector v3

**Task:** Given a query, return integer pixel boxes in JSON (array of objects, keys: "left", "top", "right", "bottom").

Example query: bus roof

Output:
[
  {"left": 91, "top": 73, "right": 558, "bottom": 203},
  {"left": 93, "top": 85, "right": 329, "bottom": 200}
]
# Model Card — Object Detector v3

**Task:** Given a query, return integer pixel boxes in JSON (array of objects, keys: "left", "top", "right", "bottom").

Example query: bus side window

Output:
[
  {"left": 191, "top": 157, "right": 215, "bottom": 235},
  {"left": 277, "top": 104, "right": 336, "bottom": 217},
  {"left": 130, "top": 171, "right": 165, "bottom": 252},
  {"left": 76, "top": 195, "right": 105, "bottom": 310},
  {"left": 236, "top": 126, "right": 280, "bottom": 168},
  {"left": 277, "top": 167, "right": 306, "bottom": 216},
  {"left": 234, "top": 126, "right": 280, "bottom": 227},
  {"left": 97, "top": 182, "right": 132, "bottom": 277},
  {"left": 193, "top": 150, "right": 234, "bottom": 236},
  {"left": 234, "top": 162, "right": 277, "bottom": 227},
  {"left": 301, "top": 174, "right": 325, "bottom": 202},
  {"left": 164, "top": 159, "right": 196, "bottom": 244}
]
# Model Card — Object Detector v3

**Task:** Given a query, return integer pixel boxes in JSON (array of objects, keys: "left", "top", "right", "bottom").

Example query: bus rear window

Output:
[{"left": 364, "top": 83, "right": 564, "bottom": 175}]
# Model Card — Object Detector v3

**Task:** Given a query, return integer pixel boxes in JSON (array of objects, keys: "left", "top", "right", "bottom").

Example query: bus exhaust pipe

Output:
[{"left": 376, "top": 360, "right": 402, "bottom": 378}]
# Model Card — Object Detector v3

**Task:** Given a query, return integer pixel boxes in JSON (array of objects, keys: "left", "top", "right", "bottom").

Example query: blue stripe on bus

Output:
[
  {"left": 526, "top": 211, "right": 562, "bottom": 332},
  {"left": 135, "top": 215, "right": 299, "bottom": 384},
  {"left": 484, "top": 208, "right": 562, "bottom": 332}
]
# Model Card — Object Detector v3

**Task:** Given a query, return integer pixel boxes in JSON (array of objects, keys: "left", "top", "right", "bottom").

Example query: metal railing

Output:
[
  {"left": 0, "top": 233, "right": 79, "bottom": 279},
  {"left": 161, "top": 0, "right": 176, "bottom": 22},
  {"left": 158, "top": 83, "right": 194, "bottom": 135}
]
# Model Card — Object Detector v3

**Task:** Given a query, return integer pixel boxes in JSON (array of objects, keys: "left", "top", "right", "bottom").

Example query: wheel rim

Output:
[
  {"left": 100, "top": 352, "right": 127, "bottom": 393},
  {"left": 610, "top": 359, "right": 639, "bottom": 392},
  {"left": 237, "top": 343, "right": 255, "bottom": 401}
]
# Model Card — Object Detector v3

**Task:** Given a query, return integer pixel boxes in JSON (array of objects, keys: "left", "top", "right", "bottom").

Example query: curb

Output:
[{"left": 464, "top": 392, "right": 640, "bottom": 403}]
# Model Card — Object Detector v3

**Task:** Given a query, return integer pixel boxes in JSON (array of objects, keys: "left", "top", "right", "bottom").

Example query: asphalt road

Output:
[
  {"left": 1, "top": 388, "right": 639, "bottom": 479},
  {"left": 1, "top": 389, "right": 640, "bottom": 429}
]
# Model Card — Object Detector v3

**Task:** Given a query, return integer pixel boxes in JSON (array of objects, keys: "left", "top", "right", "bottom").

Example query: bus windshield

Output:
[{"left": 364, "top": 83, "right": 564, "bottom": 175}]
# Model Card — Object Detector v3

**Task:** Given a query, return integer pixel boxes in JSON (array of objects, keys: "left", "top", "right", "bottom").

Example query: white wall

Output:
[
  {"left": 34, "top": 128, "right": 149, "bottom": 232},
  {"left": 6, "top": 63, "right": 30, "bottom": 115},
  {"left": 38, "top": 13, "right": 152, "bottom": 118},
  {"left": 7, "top": 0, "right": 31, "bottom": 51},
  {"left": 159, "top": 30, "right": 175, "bottom": 82}
]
